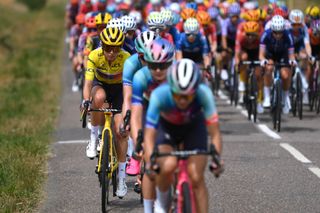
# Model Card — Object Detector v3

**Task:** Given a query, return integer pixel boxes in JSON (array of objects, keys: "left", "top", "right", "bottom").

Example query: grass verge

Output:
[{"left": 0, "top": 0, "right": 65, "bottom": 212}]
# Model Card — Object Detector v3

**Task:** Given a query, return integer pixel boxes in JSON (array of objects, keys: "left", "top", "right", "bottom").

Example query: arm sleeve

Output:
[
  {"left": 131, "top": 71, "right": 147, "bottom": 105},
  {"left": 85, "top": 52, "right": 95, "bottom": 81},
  {"left": 145, "top": 91, "right": 161, "bottom": 129},
  {"left": 303, "top": 26, "right": 310, "bottom": 44},
  {"left": 122, "top": 57, "right": 136, "bottom": 86},
  {"left": 198, "top": 84, "right": 219, "bottom": 125},
  {"left": 175, "top": 34, "right": 183, "bottom": 51}
]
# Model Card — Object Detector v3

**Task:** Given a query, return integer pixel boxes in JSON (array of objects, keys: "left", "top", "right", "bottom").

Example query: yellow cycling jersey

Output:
[{"left": 85, "top": 47, "right": 130, "bottom": 84}]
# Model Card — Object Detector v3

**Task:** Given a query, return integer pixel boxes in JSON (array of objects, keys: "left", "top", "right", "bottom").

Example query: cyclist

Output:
[
  {"left": 288, "top": 9, "right": 313, "bottom": 104},
  {"left": 69, "top": 13, "right": 85, "bottom": 92},
  {"left": 65, "top": 0, "right": 80, "bottom": 33},
  {"left": 305, "top": 6, "right": 320, "bottom": 27},
  {"left": 221, "top": 2, "right": 243, "bottom": 80},
  {"left": 82, "top": 27, "right": 130, "bottom": 197},
  {"left": 235, "top": 21, "right": 264, "bottom": 113},
  {"left": 122, "top": 15, "right": 138, "bottom": 55},
  {"left": 259, "top": 15, "right": 296, "bottom": 114},
  {"left": 161, "top": 9, "right": 180, "bottom": 45},
  {"left": 147, "top": 11, "right": 174, "bottom": 44},
  {"left": 176, "top": 18, "right": 211, "bottom": 70},
  {"left": 83, "top": 12, "right": 112, "bottom": 58},
  {"left": 176, "top": 8, "right": 196, "bottom": 33},
  {"left": 122, "top": 31, "right": 158, "bottom": 176},
  {"left": 131, "top": 38, "right": 175, "bottom": 213},
  {"left": 79, "top": 0, "right": 93, "bottom": 14},
  {"left": 93, "top": 0, "right": 107, "bottom": 13},
  {"left": 144, "top": 58, "right": 223, "bottom": 213},
  {"left": 264, "top": 7, "right": 291, "bottom": 30}
]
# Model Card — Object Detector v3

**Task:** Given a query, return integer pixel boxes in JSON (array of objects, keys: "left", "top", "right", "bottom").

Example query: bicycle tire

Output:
[
  {"left": 275, "top": 80, "right": 282, "bottom": 132},
  {"left": 182, "top": 182, "right": 192, "bottom": 213},
  {"left": 234, "top": 70, "right": 239, "bottom": 106},
  {"left": 251, "top": 73, "right": 258, "bottom": 122},
  {"left": 317, "top": 86, "right": 320, "bottom": 114},
  {"left": 296, "top": 73, "right": 303, "bottom": 120},
  {"left": 271, "top": 85, "right": 277, "bottom": 130},
  {"left": 112, "top": 169, "right": 117, "bottom": 197},
  {"left": 101, "top": 130, "right": 111, "bottom": 212},
  {"left": 309, "top": 74, "right": 316, "bottom": 111}
]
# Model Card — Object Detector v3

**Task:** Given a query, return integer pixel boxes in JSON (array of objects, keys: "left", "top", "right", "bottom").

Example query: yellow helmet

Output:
[
  {"left": 95, "top": 12, "right": 112, "bottom": 25},
  {"left": 242, "top": 9, "right": 260, "bottom": 21},
  {"left": 99, "top": 27, "right": 125, "bottom": 46},
  {"left": 243, "top": 21, "right": 260, "bottom": 34},
  {"left": 305, "top": 5, "right": 320, "bottom": 19}
]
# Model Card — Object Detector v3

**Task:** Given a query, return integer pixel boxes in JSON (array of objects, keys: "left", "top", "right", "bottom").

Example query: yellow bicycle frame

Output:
[{"left": 97, "top": 111, "right": 118, "bottom": 179}]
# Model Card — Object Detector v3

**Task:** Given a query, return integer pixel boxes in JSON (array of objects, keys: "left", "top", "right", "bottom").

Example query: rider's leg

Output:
[
  {"left": 263, "top": 59, "right": 274, "bottom": 107},
  {"left": 239, "top": 52, "right": 248, "bottom": 103},
  {"left": 281, "top": 67, "right": 293, "bottom": 113}
]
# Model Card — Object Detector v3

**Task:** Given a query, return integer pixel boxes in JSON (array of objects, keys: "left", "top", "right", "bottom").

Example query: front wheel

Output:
[
  {"left": 296, "top": 73, "right": 303, "bottom": 120},
  {"left": 181, "top": 183, "right": 192, "bottom": 213},
  {"left": 101, "top": 130, "right": 111, "bottom": 213}
]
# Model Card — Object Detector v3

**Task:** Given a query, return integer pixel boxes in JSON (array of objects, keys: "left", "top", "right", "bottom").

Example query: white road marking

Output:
[
  {"left": 240, "top": 110, "right": 248, "bottom": 117},
  {"left": 309, "top": 167, "right": 320, "bottom": 179},
  {"left": 257, "top": 124, "right": 281, "bottom": 139},
  {"left": 57, "top": 140, "right": 88, "bottom": 144},
  {"left": 218, "top": 92, "right": 228, "bottom": 100},
  {"left": 280, "top": 143, "right": 312, "bottom": 164}
]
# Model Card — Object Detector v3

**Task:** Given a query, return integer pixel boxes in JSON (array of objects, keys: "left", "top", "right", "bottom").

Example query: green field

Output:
[{"left": 0, "top": 0, "right": 65, "bottom": 212}]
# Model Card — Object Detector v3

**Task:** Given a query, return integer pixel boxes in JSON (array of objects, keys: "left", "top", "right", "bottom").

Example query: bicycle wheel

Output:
[
  {"left": 275, "top": 80, "right": 282, "bottom": 132},
  {"left": 296, "top": 73, "right": 303, "bottom": 120},
  {"left": 214, "top": 66, "right": 220, "bottom": 96},
  {"left": 233, "top": 70, "right": 239, "bottom": 106},
  {"left": 245, "top": 83, "right": 252, "bottom": 121},
  {"left": 181, "top": 182, "right": 192, "bottom": 213},
  {"left": 112, "top": 169, "right": 117, "bottom": 197},
  {"left": 251, "top": 73, "right": 258, "bottom": 123},
  {"left": 101, "top": 130, "right": 111, "bottom": 213}
]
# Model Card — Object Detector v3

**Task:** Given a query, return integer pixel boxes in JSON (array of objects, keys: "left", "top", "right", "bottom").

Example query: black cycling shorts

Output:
[
  {"left": 92, "top": 79, "right": 123, "bottom": 114},
  {"left": 156, "top": 113, "right": 208, "bottom": 151}
]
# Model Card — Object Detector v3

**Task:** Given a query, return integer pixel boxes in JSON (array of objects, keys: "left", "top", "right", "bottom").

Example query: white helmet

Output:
[
  {"left": 129, "top": 10, "right": 143, "bottom": 24},
  {"left": 195, "top": 0, "right": 203, "bottom": 3},
  {"left": 289, "top": 9, "right": 304, "bottom": 24},
  {"left": 183, "top": 18, "right": 199, "bottom": 34},
  {"left": 243, "top": 1, "right": 259, "bottom": 10},
  {"left": 161, "top": 9, "right": 174, "bottom": 26},
  {"left": 167, "top": 59, "right": 201, "bottom": 95},
  {"left": 134, "top": 30, "right": 158, "bottom": 53},
  {"left": 107, "top": 18, "right": 126, "bottom": 33},
  {"left": 270, "top": 15, "right": 285, "bottom": 32},
  {"left": 121, "top": 15, "right": 137, "bottom": 31},
  {"left": 169, "top": 2, "right": 180, "bottom": 13},
  {"left": 150, "top": 0, "right": 161, "bottom": 5},
  {"left": 147, "top": 11, "right": 166, "bottom": 30}
]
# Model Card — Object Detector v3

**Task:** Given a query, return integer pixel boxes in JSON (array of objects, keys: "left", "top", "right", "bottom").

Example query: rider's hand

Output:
[
  {"left": 260, "top": 59, "right": 268, "bottom": 67},
  {"left": 68, "top": 51, "right": 74, "bottom": 60},
  {"left": 289, "top": 59, "right": 298, "bottom": 67},
  {"left": 80, "top": 100, "right": 91, "bottom": 111},
  {"left": 119, "top": 123, "right": 129, "bottom": 137},
  {"left": 209, "top": 159, "right": 224, "bottom": 178},
  {"left": 309, "top": 56, "right": 316, "bottom": 64}
]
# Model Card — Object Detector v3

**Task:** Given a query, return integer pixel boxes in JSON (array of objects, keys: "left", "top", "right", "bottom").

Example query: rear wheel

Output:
[
  {"left": 296, "top": 73, "right": 303, "bottom": 120},
  {"left": 251, "top": 73, "right": 258, "bottom": 123},
  {"left": 182, "top": 182, "right": 192, "bottom": 213},
  {"left": 101, "top": 130, "right": 111, "bottom": 213}
]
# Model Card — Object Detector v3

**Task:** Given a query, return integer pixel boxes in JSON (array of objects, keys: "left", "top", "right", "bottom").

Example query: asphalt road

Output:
[{"left": 40, "top": 49, "right": 320, "bottom": 213}]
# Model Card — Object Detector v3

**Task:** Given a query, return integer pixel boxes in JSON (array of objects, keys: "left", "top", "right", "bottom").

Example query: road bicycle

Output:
[
  {"left": 269, "top": 62, "right": 291, "bottom": 132},
  {"left": 81, "top": 104, "right": 121, "bottom": 213},
  {"left": 309, "top": 56, "right": 320, "bottom": 114},
  {"left": 150, "top": 144, "right": 222, "bottom": 213},
  {"left": 241, "top": 60, "right": 260, "bottom": 123},
  {"left": 290, "top": 66, "right": 304, "bottom": 120}
]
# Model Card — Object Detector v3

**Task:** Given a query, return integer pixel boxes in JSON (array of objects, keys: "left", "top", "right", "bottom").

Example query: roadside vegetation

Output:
[{"left": 0, "top": 0, "right": 65, "bottom": 212}]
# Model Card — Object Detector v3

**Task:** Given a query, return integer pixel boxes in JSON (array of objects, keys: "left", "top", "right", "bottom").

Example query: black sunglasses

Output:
[{"left": 147, "top": 62, "right": 172, "bottom": 70}]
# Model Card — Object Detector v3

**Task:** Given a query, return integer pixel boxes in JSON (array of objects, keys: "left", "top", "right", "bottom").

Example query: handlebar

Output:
[{"left": 80, "top": 106, "right": 121, "bottom": 128}]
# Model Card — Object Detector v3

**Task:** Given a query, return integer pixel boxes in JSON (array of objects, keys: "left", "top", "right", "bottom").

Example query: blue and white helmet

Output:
[
  {"left": 183, "top": 18, "right": 199, "bottom": 34},
  {"left": 107, "top": 18, "right": 126, "bottom": 33},
  {"left": 147, "top": 11, "right": 166, "bottom": 30},
  {"left": 271, "top": 15, "right": 285, "bottom": 32},
  {"left": 228, "top": 3, "right": 241, "bottom": 17},
  {"left": 161, "top": 9, "right": 174, "bottom": 26},
  {"left": 121, "top": 15, "right": 137, "bottom": 31},
  {"left": 208, "top": 7, "right": 219, "bottom": 20}
]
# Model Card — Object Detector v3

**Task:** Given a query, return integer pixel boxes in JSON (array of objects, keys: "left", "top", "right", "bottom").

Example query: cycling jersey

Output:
[
  {"left": 176, "top": 32, "right": 209, "bottom": 63},
  {"left": 77, "top": 32, "right": 88, "bottom": 54},
  {"left": 260, "top": 29, "right": 294, "bottom": 60},
  {"left": 160, "top": 32, "right": 174, "bottom": 44},
  {"left": 85, "top": 47, "right": 130, "bottom": 84},
  {"left": 123, "top": 53, "right": 144, "bottom": 86},
  {"left": 123, "top": 37, "right": 137, "bottom": 55},
  {"left": 200, "top": 23, "right": 217, "bottom": 49},
  {"left": 222, "top": 18, "right": 244, "bottom": 45},
  {"left": 289, "top": 26, "right": 310, "bottom": 53},
  {"left": 84, "top": 33, "right": 101, "bottom": 56},
  {"left": 168, "top": 27, "right": 181, "bottom": 44},
  {"left": 145, "top": 83, "right": 219, "bottom": 129},
  {"left": 308, "top": 28, "right": 320, "bottom": 46},
  {"left": 131, "top": 66, "right": 161, "bottom": 105},
  {"left": 70, "top": 24, "right": 83, "bottom": 53}
]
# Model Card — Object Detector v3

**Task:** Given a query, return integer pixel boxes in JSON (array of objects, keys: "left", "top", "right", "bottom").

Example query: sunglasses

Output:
[
  {"left": 147, "top": 62, "right": 172, "bottom": 70},
  {"left": 272, "top": 31, "right": 283, "bottom": 35},
  {"left": 246, "top": 33, "right": 258, "bottom": 37},
  {"left": 186, "top": 33, "right": 197, "bottom": 37},
  {"left": 102, "top": 45, "right": 121, "bottom": 53},
  {"left": 172, "top": 93, "right": 195, "bottom": 102}
]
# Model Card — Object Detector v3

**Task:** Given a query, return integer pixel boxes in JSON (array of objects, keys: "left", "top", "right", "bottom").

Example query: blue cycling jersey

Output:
[
  {"left": 145, "top": 83, "right": 218, "bottom": 129},
  {"left": 123, "top": 53, "right": 144, "bottom": 86},
  {"left": 123, "top": 37, "right": 137, "bottom": 55},
  {"left": 131, "top": 66, "right": 161, "bottom": 105},
  {"left": 176, "top": 32, "right": 209, "bottom": 55},
  {"left": 169, "top": 27, "right": 181, "bottom": 44},
  {"left": 260, "top": 29, "right": 294, "bottom": 56}
]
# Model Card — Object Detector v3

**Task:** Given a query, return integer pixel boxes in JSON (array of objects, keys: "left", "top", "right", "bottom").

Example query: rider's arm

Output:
[
  {"left": 259, "top": 32, "right": 267, "bottom": 61},
  {"left": 130, "top": 70, "right": 147, "bottom": 146},
  {"left": 83, "top": 53, "right": 95, "bottom": 100},
  {"left": 287, "top": 32, "right": 295, "bottom": 61},
  {"left": 201, "top": 34, "right": 211, "bottom": 68},
  {"left": 175, "top": 34, "right": 183, "bottom": 60},
  {"left": 303, "top": 25, "right": 312, "bottom": 57},
  {"left": 221, "top": 20, "right": 228, "bottom": 49}
]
